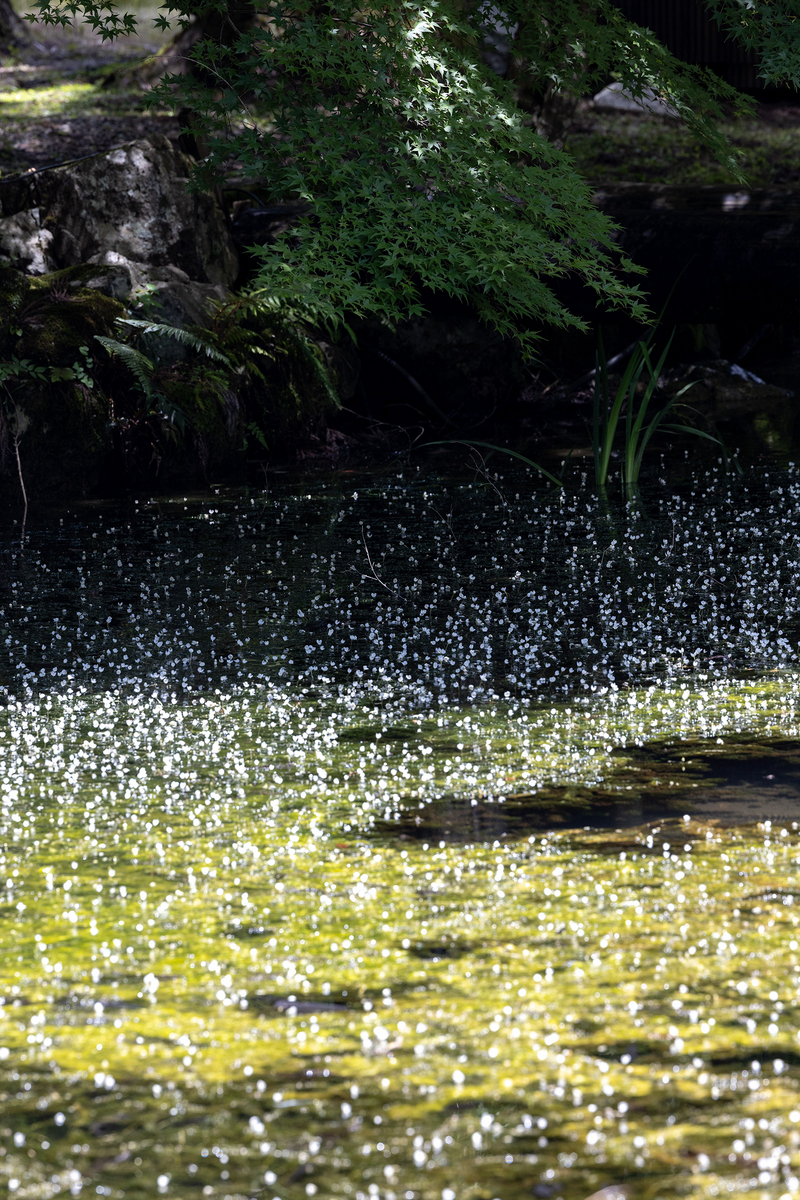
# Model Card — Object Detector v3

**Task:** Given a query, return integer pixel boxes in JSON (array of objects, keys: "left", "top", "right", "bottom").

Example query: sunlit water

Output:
[{"left": 3, "top": 468, "right": 800, "bottom": 1200}]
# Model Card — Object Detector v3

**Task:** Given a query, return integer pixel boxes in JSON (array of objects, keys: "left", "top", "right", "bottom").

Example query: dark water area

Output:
[
  {"left": 385, "top": 739, "right": 800, "bottom": 843},
  {"left": 2, "top": 462, "right": 800, "bottom": 705}
]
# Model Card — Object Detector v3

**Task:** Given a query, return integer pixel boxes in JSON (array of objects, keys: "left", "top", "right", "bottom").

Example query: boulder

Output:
[
  {"left": 592, "top": 81, "right": 677, "bottom": 117},
  {"left": 660, "top": 359, "right": 796, "bottom": 454},
  {"left": 0, "top": 136, "right": 238, "bottom": 323},
  {"left": 661, "top": 359, "right": 792, "bottom": 418}
]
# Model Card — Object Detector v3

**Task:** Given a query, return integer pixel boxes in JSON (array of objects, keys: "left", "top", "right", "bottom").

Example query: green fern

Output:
[
  {"left": 94, "top": 337, "right": 156, "bottom": 394},
  {"left": 280, "top": 326, "right": 340, "bottom": 411},
  {"left": 95, "top": 335, "right": 191, "bottom": 431},
  {"left": 117, "top": 319, "right": 232, "bottom": 368},
  {"left": 212, "top": 292, "right": 340, "bottom": 408}
]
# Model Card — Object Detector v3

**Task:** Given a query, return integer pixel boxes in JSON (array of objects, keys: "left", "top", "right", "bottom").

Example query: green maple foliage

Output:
[
  {"left": 168, "top": 0, "right": 655, "bottom": 351},
  {"left": 24, "top": 0, "right": 800, "bottom": 349}
]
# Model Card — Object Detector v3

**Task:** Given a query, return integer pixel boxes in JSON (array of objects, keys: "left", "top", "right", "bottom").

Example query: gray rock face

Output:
[
  {"left": 592, "top": 81, "right": 677, "bottom": 117},
  {"left": 0, "top": 207, "right": 53, "bottom": 276},
  {"left": 0, "top": 136, "right": 238, "bottom": 323}
]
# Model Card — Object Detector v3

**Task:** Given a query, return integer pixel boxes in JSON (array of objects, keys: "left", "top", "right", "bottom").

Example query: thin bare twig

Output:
[
  {"left": 13, "top": 433, "right": 27, "bottom": 518},
  {"left": 666, "top": 515, "right": 676, "bottom": 557},
  {"left": 0, "top": 140, "right": 138, "bottom": 186},
  {"left": 467, "top": 446, "right": 507, "bottom": 506},
  {"left": 352, "top": 524, "right": 395, "bottom": 594}
]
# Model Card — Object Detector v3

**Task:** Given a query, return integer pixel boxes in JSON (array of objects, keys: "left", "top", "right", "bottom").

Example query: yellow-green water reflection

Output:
[
  {"left": 3, "top": 469, "right": 800, "bottom": 1199},
  {"left": 2, "top": 678, "right": 800, "bottom": 1200}
]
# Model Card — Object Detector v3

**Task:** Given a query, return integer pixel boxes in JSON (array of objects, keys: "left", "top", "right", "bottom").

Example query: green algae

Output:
[
  {"left": 3, "top": 473, "right": 800, "bottom": 1198},
  {"left": 3, "top": 680, "right": 800, "bottom": 1198}
]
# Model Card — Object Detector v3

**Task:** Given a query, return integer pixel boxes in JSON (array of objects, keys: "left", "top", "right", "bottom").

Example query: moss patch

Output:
[
  {"left": 566, "top": 103, "right": 800, "bottom": 188},
  {"left": 17, "top": 280, "right": 125, "bottom": 366}
]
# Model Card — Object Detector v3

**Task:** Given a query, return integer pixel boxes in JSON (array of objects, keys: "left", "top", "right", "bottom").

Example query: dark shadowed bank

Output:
[{"left": 5, "top": 149, "right": 800, "bottom": 500}]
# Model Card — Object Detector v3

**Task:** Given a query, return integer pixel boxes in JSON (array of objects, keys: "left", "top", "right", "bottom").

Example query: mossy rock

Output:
[
  {"left": 8, "top": 274, "right": 124, "bottom": 464},
  {"left": 0, "top": 266, "right": 31, "bottom": 358},
  {"left": 16, "top": 282, "right": 125, "bottom": 368},
  {"left": 0, "top": 268, "right": 127, "bottom": 499},
  {"left": 754, "top": 409, "right": 794, "bottom": 456}
]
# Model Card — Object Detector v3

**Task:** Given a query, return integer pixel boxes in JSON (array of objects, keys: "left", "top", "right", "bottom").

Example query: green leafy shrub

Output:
[{"left": 27, "top": 0, "right": 800, "bottom": 351}]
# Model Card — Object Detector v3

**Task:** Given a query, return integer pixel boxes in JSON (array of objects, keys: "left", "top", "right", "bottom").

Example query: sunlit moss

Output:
[
  {"left": 0, "top": 79, "right": 170, "bottom": 135},
  {"left": 0, "top": 83, "right": 102, "bottom": 118}
]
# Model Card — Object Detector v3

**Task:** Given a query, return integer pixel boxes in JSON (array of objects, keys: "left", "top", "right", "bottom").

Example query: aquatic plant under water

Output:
[{"left": 2, "top": 466, "right": 800, "bottom": 1198}]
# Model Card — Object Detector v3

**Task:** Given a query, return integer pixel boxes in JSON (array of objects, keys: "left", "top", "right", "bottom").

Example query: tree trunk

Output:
[
  {"left": 123, "top": 3, "right": 256, "bottom": 161},
  {"left": 129, "top": 19, "right": 204, "bottom": 85},
  {"left": 0, "top": 0, "right": 29, "bottom": 48},
  {"left": 124, "top": 0, "right": 254, "bottom": 88}
]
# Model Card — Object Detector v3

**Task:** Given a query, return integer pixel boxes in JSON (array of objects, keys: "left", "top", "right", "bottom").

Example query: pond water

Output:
[{"left": 3, "top": 466, "right": 800, "bottom": 1200}]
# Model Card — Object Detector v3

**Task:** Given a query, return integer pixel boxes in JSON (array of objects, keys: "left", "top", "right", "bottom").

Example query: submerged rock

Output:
[{"left": 250, "top": 994, "right": 348, "bottom": 1015}]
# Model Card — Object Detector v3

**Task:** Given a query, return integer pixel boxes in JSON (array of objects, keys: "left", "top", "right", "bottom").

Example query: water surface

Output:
[{"left": 2, "top": 468, "right": 800, "bottom": 1200}]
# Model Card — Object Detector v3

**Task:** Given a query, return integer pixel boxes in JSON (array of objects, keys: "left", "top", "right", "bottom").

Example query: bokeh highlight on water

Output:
[{"left": 2, "top": 467, "right": 800, "bottom": 1200}]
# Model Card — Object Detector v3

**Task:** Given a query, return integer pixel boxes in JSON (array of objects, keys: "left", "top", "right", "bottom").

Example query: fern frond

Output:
[
  {"left": 117, "top": 320, "right": 232, "bottom": 367},
  {"left": 94, "top": 337, "right": 155, "bottom": 393},
  {"left": 284, "top": 328, "right": 340, "bottom": 409},
  {"left": 215, "top": 291, "right": 321, "bottom": 331},
  {"left": 210, "top": 292, "right": 339, "bottom": 404},
  {"left": 157, "top": 399, "right": 191, "bottom": 433}
]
